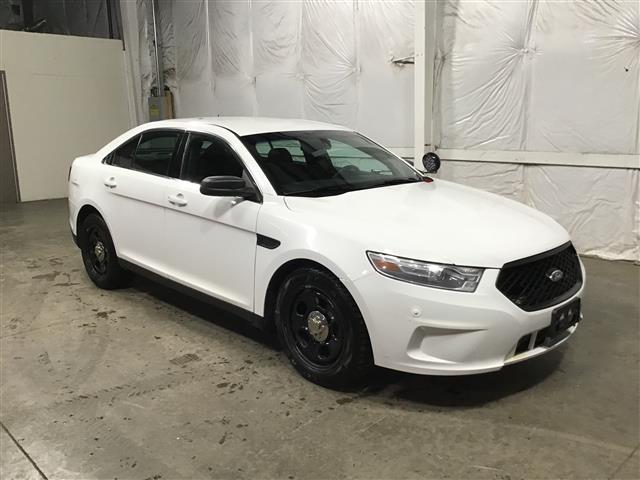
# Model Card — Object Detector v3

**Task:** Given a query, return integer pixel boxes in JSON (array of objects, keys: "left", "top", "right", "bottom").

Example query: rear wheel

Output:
[
  {"left": 275, "top": 267, "right": 373, "bottom": 388},
  {"left": 79, "top": 213, "right": 128, "bottom": 289}
]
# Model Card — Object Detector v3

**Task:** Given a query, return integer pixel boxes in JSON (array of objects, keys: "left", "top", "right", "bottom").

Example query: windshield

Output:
[{"left": 241, "top": 130, "right": 421, "bottom": 196}]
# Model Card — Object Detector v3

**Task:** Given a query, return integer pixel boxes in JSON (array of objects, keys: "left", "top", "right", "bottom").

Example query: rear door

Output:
[
  {"left": 163, "top": 129, "right": 261, "bottom": 311},
  {"left": 100, "top": 129, "right": 184, "bottom": 273}
]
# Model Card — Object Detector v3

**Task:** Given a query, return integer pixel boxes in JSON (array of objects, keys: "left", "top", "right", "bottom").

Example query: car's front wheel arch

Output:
[
  {"left": 263, "top": 259, "right": 330, "bottom": 333},
  {"left": 263, "top": 258, "right": 374, "bottom": 337},
  {"left": 269, "top": 262, "right": 374, "bottom": 387}
]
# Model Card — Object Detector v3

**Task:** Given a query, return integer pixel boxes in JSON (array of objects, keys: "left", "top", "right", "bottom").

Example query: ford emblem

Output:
[{"left": 546, "top": 268, "right": 564, "bottom": 282}]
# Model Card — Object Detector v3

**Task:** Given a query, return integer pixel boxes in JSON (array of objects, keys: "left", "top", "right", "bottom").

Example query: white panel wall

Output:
[{"left": 0, "top": 30, "right": 131, "bottom": 201}]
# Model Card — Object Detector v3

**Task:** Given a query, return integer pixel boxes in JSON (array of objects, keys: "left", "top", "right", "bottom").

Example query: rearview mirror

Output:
[
  {"left": 422, "top": 152, "right": 441, "bottom": 174},
  {"left": 200, "top": 176, "right": 255, "bottom": 198}
]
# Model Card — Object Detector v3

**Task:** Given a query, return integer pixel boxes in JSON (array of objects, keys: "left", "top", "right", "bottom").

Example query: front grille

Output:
[{"left": 496, "top": 242, "right": 582, "bottom": 311}]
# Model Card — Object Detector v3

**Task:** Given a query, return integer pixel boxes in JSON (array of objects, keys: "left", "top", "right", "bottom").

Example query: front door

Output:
[{"left": 164, "top": 130, "right": 261, "bottom": 311}]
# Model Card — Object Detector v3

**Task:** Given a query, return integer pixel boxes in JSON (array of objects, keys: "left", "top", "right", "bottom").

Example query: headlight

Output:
[{"left": 367, "top": 251, "right": 484, "bottom": 292}]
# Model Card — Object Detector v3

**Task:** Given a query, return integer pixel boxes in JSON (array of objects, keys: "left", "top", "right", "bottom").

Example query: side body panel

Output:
[
  {"left": 99, "top": 164, "right": 169, "bottom": 271},
  {"left": 163, "top": 177, "right": 261, "bottom": 310}
]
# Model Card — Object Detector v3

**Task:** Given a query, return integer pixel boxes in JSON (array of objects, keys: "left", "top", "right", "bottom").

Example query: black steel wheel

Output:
[
  {"left": 79, "top": 213, "right": 128, "bottom": 289},
  {"left": 276, "top": 267, "right": 373, "bottom": 387},
  {"left": 86, "top": 225, "right": 109, "bottom": 275},
  {"left": 288, "top": 287, "right": 344, "bottom": 367}
]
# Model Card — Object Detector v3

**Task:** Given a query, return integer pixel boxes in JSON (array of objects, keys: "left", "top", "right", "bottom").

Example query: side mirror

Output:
[
  {"left": 200, "top": 176, "right": 255, "bottom": 198},
  {"left": 422, "top": 152, "right": 441, "bottom": 174}
]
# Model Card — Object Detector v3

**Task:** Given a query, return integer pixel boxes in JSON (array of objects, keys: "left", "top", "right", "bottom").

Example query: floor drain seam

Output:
[
  {"left": 0, "top": 420, "right": 49, "bottom": 480},
  {"left": 608, "top": 443, "right": 639, "bottom": 480}
]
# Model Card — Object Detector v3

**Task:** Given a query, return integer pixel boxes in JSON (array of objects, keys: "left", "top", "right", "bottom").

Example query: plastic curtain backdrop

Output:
[{"left": 121, "top": 0, "right": 639, "bottom": 262}]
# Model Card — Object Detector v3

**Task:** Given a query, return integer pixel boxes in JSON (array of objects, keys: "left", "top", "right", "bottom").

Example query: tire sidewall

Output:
[{"left": 79, "top": 214, "right": 121, "bottom": 289}]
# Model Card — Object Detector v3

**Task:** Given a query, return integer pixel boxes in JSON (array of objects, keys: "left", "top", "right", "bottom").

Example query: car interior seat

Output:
[
  {"left": 265, "top": 148, "right": 308, "bottom": 184},
  {"left": 192, "top": 142, "right": 244, "bottom": 182}
]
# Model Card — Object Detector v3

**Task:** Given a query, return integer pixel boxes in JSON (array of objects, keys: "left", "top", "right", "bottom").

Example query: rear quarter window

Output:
[{"left": 109, "top": 136, "right": 139, "bottom": 168}]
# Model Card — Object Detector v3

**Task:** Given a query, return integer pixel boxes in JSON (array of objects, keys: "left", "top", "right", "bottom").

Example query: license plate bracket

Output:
[{"left": 542, "top": 298, "right": 581, "bottom": 347}]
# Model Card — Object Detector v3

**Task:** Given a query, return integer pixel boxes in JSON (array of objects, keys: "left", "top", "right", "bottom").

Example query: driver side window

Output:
[{"left": 181, "top": 133, "right": 245, "bottom": 183}]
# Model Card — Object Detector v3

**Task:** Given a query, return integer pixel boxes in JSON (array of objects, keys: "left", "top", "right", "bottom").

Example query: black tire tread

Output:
[
  {"left": 275, "top": 267, "right": 373, "bottom": 388},
  {"left": 79, "top": 213, "right": 129, "bottom": 290}
]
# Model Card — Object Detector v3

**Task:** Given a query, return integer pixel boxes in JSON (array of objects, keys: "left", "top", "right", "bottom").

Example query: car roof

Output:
[{"left": 144, "top": 116, "right": 352, "bottom": 137}]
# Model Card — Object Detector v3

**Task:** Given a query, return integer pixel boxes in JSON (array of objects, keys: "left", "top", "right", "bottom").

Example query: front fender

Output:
[
  {"left": 254, "top": 200, "right": 378, "bottom": 348},
  {"left": 253, "top": 246, "right": 378, "bottom": 354}
]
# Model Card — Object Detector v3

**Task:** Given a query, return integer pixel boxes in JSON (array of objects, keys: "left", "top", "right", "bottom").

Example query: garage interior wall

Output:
[
  {"left": 0, "top": 30, "right": 130, "bottom": 201},
  {"left": 121, "top": 0, "right": 639, "bottom": 262}
]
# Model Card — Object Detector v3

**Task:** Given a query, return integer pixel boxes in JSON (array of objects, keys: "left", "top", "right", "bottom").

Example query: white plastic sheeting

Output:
[
  {"left": 120, "top": 0, "right": 154, "bottom": 126},
  {"left": 435, "top": 0, "right": 639, "bottom": 261},
  {"left": 121, "top": 0, "right": 639, "bottom": 262},
  {"left": 436, "top": 1, "right": 639, "bottom": 153},
  {"left": 438, "top": 162, "right": 639, "bottom": 261},
  {"left": 146, "top": 0, "right": 415, "bottom": 149}
]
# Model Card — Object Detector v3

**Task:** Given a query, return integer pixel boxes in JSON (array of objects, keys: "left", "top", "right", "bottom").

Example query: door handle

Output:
[
  {"left": 168, "top": 193, "right": 187, "bottom": 207},
  {"left": 103, "top": 177, "right": 117, "bottom": 189}
]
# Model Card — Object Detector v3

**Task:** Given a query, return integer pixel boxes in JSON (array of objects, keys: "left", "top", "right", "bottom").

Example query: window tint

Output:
[
  {"left": 109, "top": 131, "right": 182, "bottom": 176},
  {"left": 255, "top": 139, "right": 305, "bottom": 163},
  {"left": 111, "top": 136, "right": 139, "bottom": 168},
  {"left": 241, "top": 130, "right": 420, "bottom": 196},
  {"left": 133, "top": 131, "right": 181, "bottom": 176},
  {"left": 326, "top": 140, "right": 391, "bottom": 174},
  {"left": 182, "top": 133, "right": 245, "bottom": 183}
]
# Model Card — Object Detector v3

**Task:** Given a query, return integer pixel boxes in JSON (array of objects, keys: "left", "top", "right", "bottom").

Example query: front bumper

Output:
[{"left": 351, "top": 260, "right": 585, "bottom": 376}]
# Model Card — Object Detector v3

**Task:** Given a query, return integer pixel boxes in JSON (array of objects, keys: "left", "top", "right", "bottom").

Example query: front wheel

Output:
[
  {"left": 275, "top": 267, "right": 373, "bottom": 388},
  {"left": 79, "top": 213, "right": 128, "bottom": 289}
]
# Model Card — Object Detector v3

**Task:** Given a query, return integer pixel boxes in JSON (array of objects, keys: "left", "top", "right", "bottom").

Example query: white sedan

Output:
[{"left": 68, "top": 117, "right": 585, "bottom": 387}]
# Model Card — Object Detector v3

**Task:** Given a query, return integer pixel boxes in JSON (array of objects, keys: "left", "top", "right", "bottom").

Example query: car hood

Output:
[{"left": 283, "top": 179, "right": 570, "bottom": 268}]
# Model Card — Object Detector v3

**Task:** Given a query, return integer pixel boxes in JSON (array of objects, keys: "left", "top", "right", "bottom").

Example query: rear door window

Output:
[
  {"left": 133, "top": 131, "right": 182, "bottom": 176},
  {"left": 108, "top": 130, "right": 183, "bottom": 177}
]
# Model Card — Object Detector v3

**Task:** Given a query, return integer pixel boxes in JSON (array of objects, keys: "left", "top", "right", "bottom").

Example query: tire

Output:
[
  {"left": 275, "top": 267, "right": 373, "bottom": 388},
  {"left": 79, "top": 213, "right": 128, "bottom": 289}
]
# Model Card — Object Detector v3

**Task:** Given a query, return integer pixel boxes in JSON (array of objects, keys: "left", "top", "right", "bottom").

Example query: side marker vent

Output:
[{"left": 257, "top": 234, "right": 281, "bottom": 250}]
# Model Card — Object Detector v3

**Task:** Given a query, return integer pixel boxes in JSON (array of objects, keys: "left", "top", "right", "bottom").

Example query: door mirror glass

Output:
[
  {"left": 422, "top": 152, "right": 441, "bottom": 174},
  {"left": 200, "top": 176, "right": 254, "bottom": 198}
]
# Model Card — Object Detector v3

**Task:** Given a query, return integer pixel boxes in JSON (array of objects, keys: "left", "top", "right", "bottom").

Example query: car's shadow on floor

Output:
[
  {"left": 130, "top": 275, "right": 279, "bottom": 348},
  {"left": 359, "top": 349, "right": 564, "bottom": 408},
  {"left": 130, "top": 274, "right": 564, "bottom": 409}
]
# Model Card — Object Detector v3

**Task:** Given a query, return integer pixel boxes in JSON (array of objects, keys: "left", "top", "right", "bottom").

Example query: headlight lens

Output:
[{"left": 367, "top": 251, "right": 484, "bottom": 292}]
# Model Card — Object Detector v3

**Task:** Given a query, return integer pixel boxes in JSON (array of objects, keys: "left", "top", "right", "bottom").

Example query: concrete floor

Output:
[{"left": 1, "top": 199, "right": 638, "bottom": 480}]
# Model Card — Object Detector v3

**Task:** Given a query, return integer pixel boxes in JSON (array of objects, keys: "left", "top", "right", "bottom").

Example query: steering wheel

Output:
[{"left": 333, "top": 164, "right": 361, "bottom": 179}]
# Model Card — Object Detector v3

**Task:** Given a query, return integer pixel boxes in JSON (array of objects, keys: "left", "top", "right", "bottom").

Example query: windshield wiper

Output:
[
  {"left": 285, "top": 184, "right": 351, "bottom": 197},
  {"left": 363, "top": 177, "right": 422, "bottom": 189},
  {"left": 285, "top": 177, "right": 422, "bottom": 197}
]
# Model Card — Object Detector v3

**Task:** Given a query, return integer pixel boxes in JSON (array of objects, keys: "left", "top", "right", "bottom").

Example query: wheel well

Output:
[
  {"left": 76, "top": 205, "right": 101, "bottom": 245},
  {"left": 262, "top": 259, "right": 337, "bottom": 332}
]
